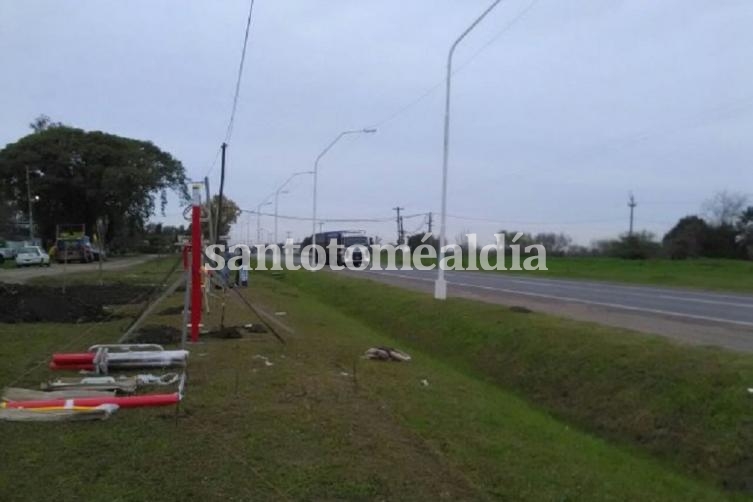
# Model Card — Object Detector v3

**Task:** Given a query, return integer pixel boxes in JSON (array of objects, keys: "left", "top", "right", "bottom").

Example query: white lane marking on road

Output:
[
  {"left": 368, "top": 271, "right": 753, "bottom": 329},
  {"left": 468, "top": 276, "right": 753, "bottom": 309},
  {"left": 444, "top": 270, "right": 753, "bottom": 302}
]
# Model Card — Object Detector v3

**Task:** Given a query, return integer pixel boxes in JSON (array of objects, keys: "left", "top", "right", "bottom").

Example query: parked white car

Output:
[{"left": 15, "top": 246, "right": 50, "bottom": 267}]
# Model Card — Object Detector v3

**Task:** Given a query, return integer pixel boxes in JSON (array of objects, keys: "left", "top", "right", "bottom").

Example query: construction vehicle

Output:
[{"left": 54, "top": 224, "right": 101, "bottom": 263}]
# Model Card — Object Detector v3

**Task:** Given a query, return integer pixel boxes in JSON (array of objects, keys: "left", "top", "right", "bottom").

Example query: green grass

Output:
[
  {"left": 380, "top": 252, "right": 753, "bottom": 293},
  {"left": 25, "top": 254, "right": 183, "bottom": 286},
  {"left": 504, "top": 256, "right": 753, "bottom": 293},
  {"left": 0, "top": 260, "right": 743, "bottom": 499},
  {"left": 277, "top": 270, "right": 753, "bottom": 492}
]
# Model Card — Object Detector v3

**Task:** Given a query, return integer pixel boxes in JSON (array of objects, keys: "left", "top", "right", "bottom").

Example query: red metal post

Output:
[{"left": 190, "top": 184, "right": 202, "bottom": 343}]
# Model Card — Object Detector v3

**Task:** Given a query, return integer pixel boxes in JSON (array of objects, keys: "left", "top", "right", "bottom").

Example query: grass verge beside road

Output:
[
  {"left": 506, "top": 256, "right": 753, "bottom": 293},
  {"left": 383, "top": 253, "right": 753, "bottom": 293},
  {"left": 278, "top": 270, "right": 753, "bottom": 492},
  {"left": 0, "top": 257, "right": 741, "bottom": 499}
]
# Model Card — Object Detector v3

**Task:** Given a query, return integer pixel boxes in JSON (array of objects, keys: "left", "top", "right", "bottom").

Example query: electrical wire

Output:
[
  {"left": 224, "top": 0, "right": 256, "bottom": 144},
  {"left": 446, "top": 213, "right": 626, "bottom": 226},
  {"left": 369, "top": 0, "right": 539, "bottom": 129},
  {"left": 205, "top": 0, "right": 256, "bottom": 178},
  {"left": 239, "top": 210, "right": 426, "bottom": 223}
]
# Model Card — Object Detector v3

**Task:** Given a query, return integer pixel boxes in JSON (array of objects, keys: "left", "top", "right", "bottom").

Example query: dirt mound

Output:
[
  {"left": 130, "top": 325, "right": 182, "bottom": 344},
  {"left": 0, "top": 283, "right": 153, "bottom": 323}
]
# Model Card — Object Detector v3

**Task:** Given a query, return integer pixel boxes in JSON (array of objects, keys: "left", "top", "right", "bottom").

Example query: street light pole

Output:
[
  {"left": 435, "top": 0, "right": 503, "bottom": 300},
  {"left": 25, "top": 167, "right": 33, "bottom": 242},
  {"left": 256, "top": 200, "right": 271, "bottom": 243},
  {"left": 275, "top": 171, "right": 313, "bottom": 245},
  {"left": 311, "top": 128, "right": 376, "bottom": 251}
]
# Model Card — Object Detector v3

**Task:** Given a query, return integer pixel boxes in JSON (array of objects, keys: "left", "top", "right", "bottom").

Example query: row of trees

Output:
[
  {"left": 404, "top": 192, "right": 753, "bottom": 261},
  {"left": 0, "top": 116, "right": 242, "bottom": 251},
  {"left": 0, "top": 116, "right": 188, "bottom": 248},
  {"left": 600, "top": 191, "right": 753, "bottom": 260}
]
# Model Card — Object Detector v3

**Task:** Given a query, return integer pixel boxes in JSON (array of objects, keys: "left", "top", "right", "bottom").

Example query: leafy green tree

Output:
[
  {"left": 703, "top": 190, "right": 747, "bottom": 226},
  {"left": 736, "top": 206, "right": 753, "bottom": 259},
  {"left": 662, "top": 216, "right": 709, "bottom": 259},
  {"left": 209, "top": 195, "right": 241, "bottom": 240},
  {"left": 596, "top": 231, "right": 660, "bottom": 260},
  {"left": 0, "top": 118, "right": 188, "bottom": 243},
  {"left": 407, "top": 232, "right": 438, "bottom": 252},
  {"left": 533, "top": 232, "right": 572, "bottom": 257}
]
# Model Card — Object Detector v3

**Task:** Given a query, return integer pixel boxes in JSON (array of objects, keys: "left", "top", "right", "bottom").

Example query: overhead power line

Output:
[
  {"left": 446, "top": 213, "right": 627, "bottom": 226},
  {"left": 205, "top": 0, "right": 256, "bottom": 178},
  {"left": 240, "top": 209, "right": 425, "bottom": 223},
  {"left": 225, "top": 0, "right": 256, "bottom": 144},
  {"left": 369, "top": 0, "right": 540, "bottom": 129}
]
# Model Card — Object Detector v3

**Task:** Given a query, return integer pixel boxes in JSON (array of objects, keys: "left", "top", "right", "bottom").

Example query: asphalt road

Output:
[
  {"left": 360, "top": 268, "right": 753, "bottom": 352},
  {"left": 0, "top": 255, "right": 157, "bottom": 284}
]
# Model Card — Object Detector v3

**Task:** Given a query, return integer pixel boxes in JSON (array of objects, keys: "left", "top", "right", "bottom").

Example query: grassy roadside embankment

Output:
[
  {"left": 277, "top": 269, "right": 753, "bottom": 492},
  {"left": 0, "top": 257, "right": 748, "bottom": 499},
  {"left": 381, "top": 252, "right": 753, "bottom": 293},
  {"left": 496, "top": 256, "right": 753, "bottom": 293}
]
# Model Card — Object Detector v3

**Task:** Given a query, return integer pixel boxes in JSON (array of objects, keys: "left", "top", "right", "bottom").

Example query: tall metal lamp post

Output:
[
  {"left": 256, "top": 200, "right": 272, "bottom": 243},
  {"left": 311, "top": 128, "right": 376, "bottom": 250},
  {"left": 435, "top": 0, "right": 503, "bottom": 300},
  {"left": 275, "top": 171, "right": 313, "bottom": 244}
]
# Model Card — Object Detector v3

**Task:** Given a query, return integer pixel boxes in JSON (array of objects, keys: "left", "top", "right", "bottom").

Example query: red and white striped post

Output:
[{"left": 190, "top": 184, "right": 203, "bottom": 343}]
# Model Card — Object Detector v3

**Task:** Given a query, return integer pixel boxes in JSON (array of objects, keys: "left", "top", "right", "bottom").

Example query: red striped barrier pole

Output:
[
  {"left": 190, "top": 184, "right": 202, "bottom": 343},
  {"left": 3, "top": 393, "right": 180, "bottom": 409},
  {"left": 51, "top": 353, "right": 95, "bottom": 365},
  {"left": 49, "top": 362, "right": 96, "bottom": 371}
]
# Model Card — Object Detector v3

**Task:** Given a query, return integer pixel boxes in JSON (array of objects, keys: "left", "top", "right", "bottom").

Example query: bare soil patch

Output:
[
  {"left": 0, "top": 282, "right": 152, "bottom": 323},
  {"left": 130, "top": 325, "right": 182, "bottom": 344}
]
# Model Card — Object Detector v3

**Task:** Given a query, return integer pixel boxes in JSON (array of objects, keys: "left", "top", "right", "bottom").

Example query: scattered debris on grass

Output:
[
  {"left": 0, "top": 404, "right": 118, "bottom": 422},
  {"left": 274, "top": 311, "right": 287, "bottom": 316},
  {"left": 253, "top": 355, "right": 274, "bottom": 367},
  {"left": 421, "top": 379, "right": 429, "bottom": 386},
  {"left": 3, "top": 387, "right": 115, "bottom": 400},
  {"left": 364, "top": 347, "right": 412, "bottom": 362},
  {"left": 0, "top": 282, "right": 152, "bottom": 323},
  {"left": 42, "top": 373, "right": 180, "bottom": 392}
]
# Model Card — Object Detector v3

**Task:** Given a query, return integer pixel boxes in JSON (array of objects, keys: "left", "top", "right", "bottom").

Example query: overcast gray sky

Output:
[{"left": 2, "top": 0, "right": 751, "bottom": 245}]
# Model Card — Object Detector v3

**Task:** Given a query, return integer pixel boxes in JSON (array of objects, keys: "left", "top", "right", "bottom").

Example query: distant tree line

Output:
[
  {"left": 599, "top": 191, "right": 753, "bottom": 260},
  {"left": 405, "top": 191, "right": 753, "bottom": 261},
  {"left": 0, "top": 116, "right": 241, "bottom": 252}
]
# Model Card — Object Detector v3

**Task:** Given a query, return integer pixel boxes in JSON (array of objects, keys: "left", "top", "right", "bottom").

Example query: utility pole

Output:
[
  {"left": 393, "top": 206, "right": 404, "bottom": 245},
  {"left": 215, "top": 143, "right": 227, "bottom": 243},
  {"left": 628, "top": 193, "right": 637, "bottom": 236},
  {"left": 25, "top": 167, "right": 33, "bottom": 241},
  {"left": 427, "top": 212, "right": 433, "bottom": 234},
  {"left": 318, "top": 222, "right": 324, "bottom": 234}
]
